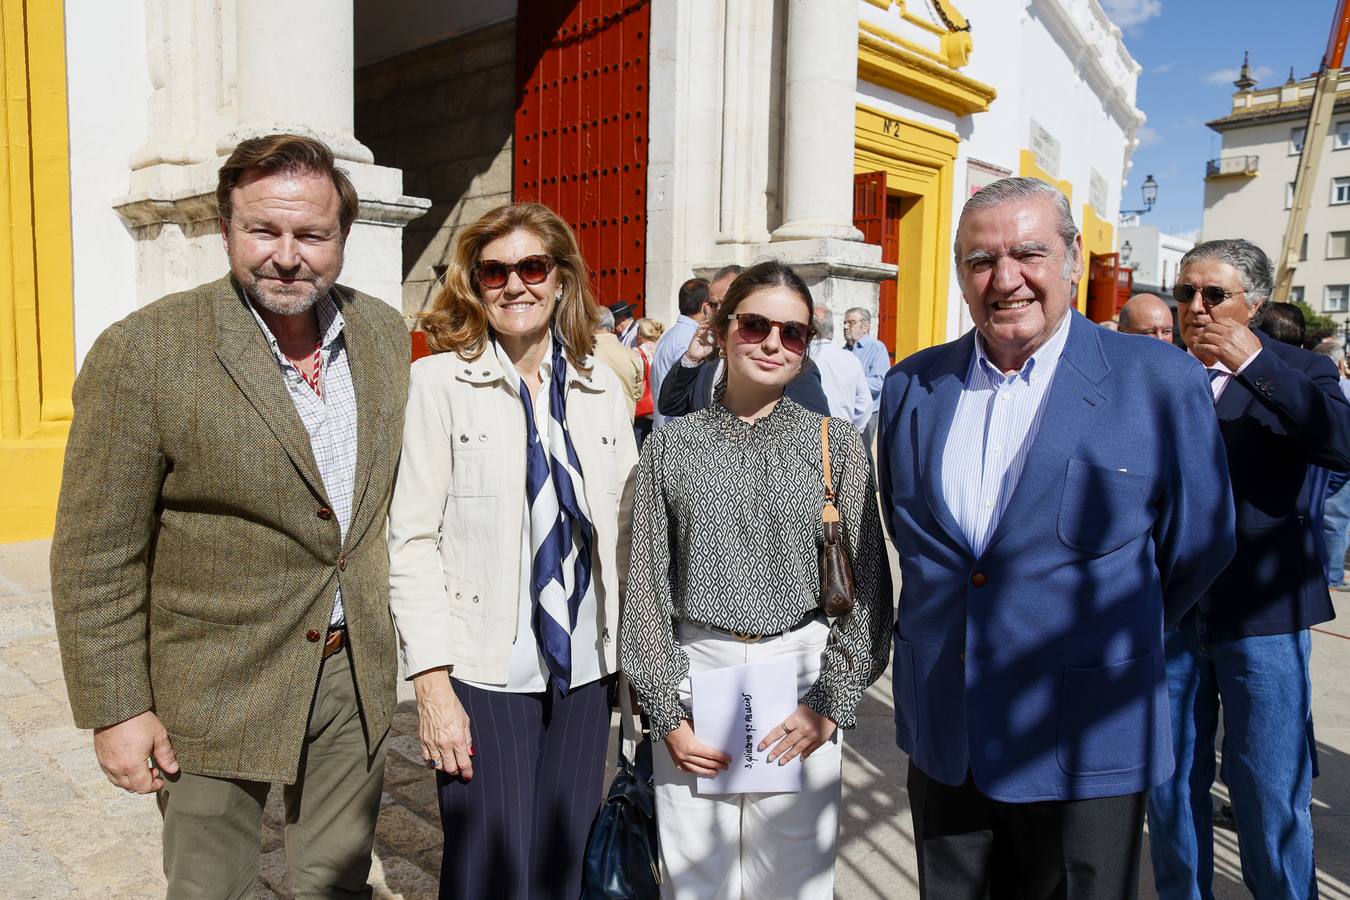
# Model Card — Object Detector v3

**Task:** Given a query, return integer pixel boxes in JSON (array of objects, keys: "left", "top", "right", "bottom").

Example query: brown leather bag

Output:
[{"left": 817, "top": 418, "right": 855, "bottom": 618}]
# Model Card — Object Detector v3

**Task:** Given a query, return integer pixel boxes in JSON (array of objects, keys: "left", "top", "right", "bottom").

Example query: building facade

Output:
[
  {"left": 3, "top": 0, "right": 1141, "bottom": 541},
  {"left": 1117, "top": 223, "right": 1195, "bottom": 297},
  {"left": 1203, "top": 64, "right": 1350, "bottom": 325}
]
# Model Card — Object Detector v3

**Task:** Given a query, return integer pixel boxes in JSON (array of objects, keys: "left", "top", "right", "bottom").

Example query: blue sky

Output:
[{"left": 1102, "top": 0, "right": 1332, "bottom": 237}]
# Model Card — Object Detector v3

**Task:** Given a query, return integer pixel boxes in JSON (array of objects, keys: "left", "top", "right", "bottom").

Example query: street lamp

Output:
[
  {"left": 1121, "top": 175, "right": 1159, "bottom": 217},
  {"left": 1120, "top": 240, "right": 1133, "bottom": 265}
]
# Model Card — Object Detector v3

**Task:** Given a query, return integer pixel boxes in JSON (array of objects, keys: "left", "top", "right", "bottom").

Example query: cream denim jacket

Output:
[{"left": 388, "top": 346, "right": 639, "bottom": 685}]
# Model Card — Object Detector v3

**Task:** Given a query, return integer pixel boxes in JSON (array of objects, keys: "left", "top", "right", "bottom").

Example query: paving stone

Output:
[
  {"left": 64, "top": 840, "right": 162, "bottom": 896},
  {"left": 0, "top": 540, "right": 53, "bottom": 596},
  {"left": 0, "top": 659, "right": 39, "bottom": 698},
  {"left": 51, "top": 743, "right": 109, "bottom": 785},
  {"left": 388, "top": 779, "right": 440, "bottom": 825},
  {"left": 374, "top": 805, "right": 443, "bottom": 858},
  {"left": 373, "top": 855, "right": 440, "bottom": 900}
]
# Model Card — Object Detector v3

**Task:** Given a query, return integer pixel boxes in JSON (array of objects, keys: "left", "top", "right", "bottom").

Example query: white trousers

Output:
[{"left": 654, "top": 617, "right": 843, "bottom": 900}]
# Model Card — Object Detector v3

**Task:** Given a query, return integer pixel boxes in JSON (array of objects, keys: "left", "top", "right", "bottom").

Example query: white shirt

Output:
[
  {"left": 460, "top": 339, "right": 603, "bottom": 693},
  {"left": 940, "top": 313, "right": 1072, "bottom": 558},
  {"left": 808, "top": 339, "right": 873, "bottom": 431}
]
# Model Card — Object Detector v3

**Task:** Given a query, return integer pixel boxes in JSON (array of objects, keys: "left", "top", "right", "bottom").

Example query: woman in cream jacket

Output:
[{"left": 387, "top": 202, "right": 638, "bottom": 900}]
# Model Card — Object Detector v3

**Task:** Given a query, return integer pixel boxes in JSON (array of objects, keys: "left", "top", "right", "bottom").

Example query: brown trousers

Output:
[{"left": 157, "top": 644, "right": 386, "bottom": 898}]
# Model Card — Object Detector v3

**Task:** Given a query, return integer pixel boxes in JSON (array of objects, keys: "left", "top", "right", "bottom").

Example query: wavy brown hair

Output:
[{"left": 419, "top": 203, "right": 598, "bottom": 371}]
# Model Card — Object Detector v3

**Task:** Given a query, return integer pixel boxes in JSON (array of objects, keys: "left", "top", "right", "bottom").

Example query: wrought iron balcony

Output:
[{"left": 1206, "top": 156, "right": 1260, "bottom": 179}]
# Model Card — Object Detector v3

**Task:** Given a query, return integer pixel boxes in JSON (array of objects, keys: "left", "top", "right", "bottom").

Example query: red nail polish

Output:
[{"left": 468, "top": 745, "right": 475, "bottom": 757}]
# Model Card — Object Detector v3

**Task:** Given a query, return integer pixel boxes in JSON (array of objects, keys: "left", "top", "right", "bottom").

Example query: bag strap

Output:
[
  {"left": 618, "top": 673, "right": 642, "bottom": 765},
  {"left": 821, "top": 418, "right": 839, "bottom": 525}
]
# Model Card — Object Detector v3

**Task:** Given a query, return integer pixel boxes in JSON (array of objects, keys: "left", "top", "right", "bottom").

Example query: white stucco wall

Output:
[
  {"left": 854, "top": 0, "right": 1141, "bottom": 343},
  {"left": 65, "top": 0, "right": 150, "bottom": 368}
]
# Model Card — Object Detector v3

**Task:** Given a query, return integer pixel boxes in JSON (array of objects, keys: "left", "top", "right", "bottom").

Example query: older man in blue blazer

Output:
[
  {"left": 1147, "top": 240, "right": 1350, "bottom": 899},
  {"left": 878, "top": 177, "right": 1236, "bottom": 899}
]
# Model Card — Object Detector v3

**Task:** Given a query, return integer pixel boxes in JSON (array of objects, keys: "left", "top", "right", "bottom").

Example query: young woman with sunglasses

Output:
[
  {"left": 387, "top": 202, "right": 638, "bottom": 900},
  {"left": 620, "top": 260, "right": 893, "bottom": 899}
]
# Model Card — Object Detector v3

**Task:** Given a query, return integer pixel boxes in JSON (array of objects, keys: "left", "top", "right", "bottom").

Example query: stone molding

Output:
[{"left": 856, "top": 25, "right": 995, "bottom": 117}]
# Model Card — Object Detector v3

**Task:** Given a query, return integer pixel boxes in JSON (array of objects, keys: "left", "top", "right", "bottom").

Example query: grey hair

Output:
[
  {"left": 955, "top": 176, "right": 1079, "bottom": 264},
  {"left": 712, "top": 264, "right": 745, "bottom": 283},
  {"left": 595, "top": 305, "right": 615, "bottom": 330},
  {"left": 812, "top": 305, "right": 835, "bottom": 340},
  {"left": 845, "top": 306, "right": 872, "bottom": 325},
  {"left": 1177, "top": 239, "right": 1273, "bottom": 310},
  {"left": 1314, "top": 340, "right": 1346, "bottom": 365}
]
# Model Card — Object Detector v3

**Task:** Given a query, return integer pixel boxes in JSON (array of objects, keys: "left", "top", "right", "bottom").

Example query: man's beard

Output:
[{"left": 240, "top": 265, "right": 335, "bottom": 316}]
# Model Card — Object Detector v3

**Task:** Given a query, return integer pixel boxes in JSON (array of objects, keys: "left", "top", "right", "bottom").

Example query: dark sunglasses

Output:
[
  {"left": 731, "top": 313, "right": 811, "bottom": 355},
  {"left": 1172, "top": 283, "right": 1246, "bottom": 307},
  {"left": 475, "top": 254, "right": 556, "bottom": 289}
]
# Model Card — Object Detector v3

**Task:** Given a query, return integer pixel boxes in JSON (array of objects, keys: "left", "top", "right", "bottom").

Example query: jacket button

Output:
[
  {"left": 971, "top": 572, "right": 987, "bottom": 587},
  {"left": 306, "top": 629, "right": 321, "bottom": 642},
  {"left": 317, "top": 507, "right": 333, "bottom": 521},
  {"left": 337, "top": 556, "right": 347, "bottom": 572},
  {"left": 960, "top": 652, "right": 966, "bottom": 661}
]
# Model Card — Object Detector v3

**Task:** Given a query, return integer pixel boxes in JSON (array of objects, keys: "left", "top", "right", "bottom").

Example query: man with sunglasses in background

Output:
[
  {"left": 1147, "top": 239, "right": 1350, "bottom": 899},
  {"left": 878, "top": 177, "right": 1234, "bottom": 898}
]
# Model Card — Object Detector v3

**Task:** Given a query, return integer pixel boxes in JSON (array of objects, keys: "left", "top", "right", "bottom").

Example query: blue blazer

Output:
[
  {"left": 878, "top": 313, "right": 1236, "bottom": 802},
  {"left": 1197, "top": 330, "right": 1350, "bottom": 637}
]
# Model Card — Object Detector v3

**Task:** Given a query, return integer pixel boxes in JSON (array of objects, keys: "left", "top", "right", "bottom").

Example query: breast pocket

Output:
[
  {"left": 1057, "top": 458, "right": 1152, "bottom": 555},
  {"left": 451, "top": 430, "right": 503, "bottom": 497}
]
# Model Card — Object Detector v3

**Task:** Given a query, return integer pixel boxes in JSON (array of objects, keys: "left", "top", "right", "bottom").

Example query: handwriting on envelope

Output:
[{"left": 690, "top": 655, "right": 804, "bottom": 794}]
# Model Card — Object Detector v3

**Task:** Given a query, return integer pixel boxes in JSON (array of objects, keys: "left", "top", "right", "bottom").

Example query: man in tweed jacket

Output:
[{"left": 51, "top": 135, "right": 410, "bottom": 896}]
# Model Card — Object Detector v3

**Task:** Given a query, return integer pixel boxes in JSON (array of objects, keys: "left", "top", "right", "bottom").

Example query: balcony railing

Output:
[{"left": 1206, "top": 156, "right": 1260, "bottom": 179}]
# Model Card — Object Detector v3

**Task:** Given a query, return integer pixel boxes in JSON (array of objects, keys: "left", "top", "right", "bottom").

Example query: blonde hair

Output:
[
  {"left": 419, "top": 203, "right": 597, "bottom": 371},
  {"left": 637, "top": 317, "right": 665, "bottom": 343}
]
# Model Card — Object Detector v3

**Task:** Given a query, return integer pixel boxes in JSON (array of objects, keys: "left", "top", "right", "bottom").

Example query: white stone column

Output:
[
  {"left": 115, "top": 0, "right": 427, "bottom": 311},
  {"left": 715, "top": 0, "right": 773, "bottom": 244},
  {"left": 220, "top": 0, "right": 372, "bottom": 164},
  {"left": 771, "top": 0, "right": 864, "bottom": 242}
]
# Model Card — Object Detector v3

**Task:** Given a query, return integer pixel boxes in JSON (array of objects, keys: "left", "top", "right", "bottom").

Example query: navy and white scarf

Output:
[{"left": 519, "top": 337, "right": 595, "bottom": 692}]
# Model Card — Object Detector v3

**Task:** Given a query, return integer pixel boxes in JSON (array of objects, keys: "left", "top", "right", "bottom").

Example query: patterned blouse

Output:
[{"left": 620, "top": 395, "right": 894, "bottom": 739}]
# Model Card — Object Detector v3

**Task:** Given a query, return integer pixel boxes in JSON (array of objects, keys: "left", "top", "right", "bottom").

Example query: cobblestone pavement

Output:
[{"left": 5, "top": 538, "right": 1350, "bottom": 898}]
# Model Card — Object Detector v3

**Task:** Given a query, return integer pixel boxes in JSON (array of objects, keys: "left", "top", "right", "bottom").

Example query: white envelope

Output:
[{"left": 690, "top": 655, "right": 804, "bottom": 795}]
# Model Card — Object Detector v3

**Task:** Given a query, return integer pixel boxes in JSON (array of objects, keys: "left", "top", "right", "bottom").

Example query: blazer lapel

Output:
[
  {"left": 1214, "top": 332, "right": 1267, "bottom": 421},
  {"left": 212, "top": 278, "right": 328, "bottom": 500},
  {"left": 917, "top": 331, "right": 976, "bottom": 555},
  {"left": 981, "top": 314, "right": 1108, "bottom": 558},
  {"left": 338, "top": 289, "right": 396, "bottom": 544}
]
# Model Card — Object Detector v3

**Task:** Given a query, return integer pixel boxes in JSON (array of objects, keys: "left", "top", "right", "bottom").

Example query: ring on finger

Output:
[{"left": 426, "top": 758, "right": 441, "bottom": 768}]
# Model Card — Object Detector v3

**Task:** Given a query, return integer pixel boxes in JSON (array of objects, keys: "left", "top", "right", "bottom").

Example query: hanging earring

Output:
[{"left": 555, "top": 287, "right": 564, "bottom": 301}]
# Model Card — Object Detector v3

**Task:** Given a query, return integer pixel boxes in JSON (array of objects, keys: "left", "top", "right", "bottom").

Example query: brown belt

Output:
[{"left": 322, "top": 628, "right": 345, "bottom": 659}]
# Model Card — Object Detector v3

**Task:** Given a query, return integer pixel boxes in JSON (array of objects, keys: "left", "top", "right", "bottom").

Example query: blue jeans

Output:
[
  {"left": 1322, "top": 480, "right": 1350, "bottom": 584},
  {"left": 1147, "top": 620, "right": 1316, "bottom": 899}
]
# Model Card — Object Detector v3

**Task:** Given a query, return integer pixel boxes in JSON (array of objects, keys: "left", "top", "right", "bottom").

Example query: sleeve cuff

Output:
[
  {"left": 643, "top": 692, "right": 689, "bottom": 740},
  {"left": 802, "top": 682, "right": 859, "bottom": 731}
]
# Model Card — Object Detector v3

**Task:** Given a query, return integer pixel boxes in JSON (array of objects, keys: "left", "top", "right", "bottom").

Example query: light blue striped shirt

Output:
[{"left": 940, "top": 313, "right": 1073, "bottom": 558}]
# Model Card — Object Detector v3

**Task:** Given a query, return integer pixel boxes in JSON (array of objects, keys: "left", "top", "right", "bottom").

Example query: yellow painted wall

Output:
[
  {"left": 1080, "top": 202, "right": 1116, "bottom": 311},
  {"left": 855, "top": 105, "right": 959, "bottom": 359},
  {"left": 0, "top": 0, "right": 74, "bottom": 542},
  {"left": 1018, "top": 149, "right": 1090, "bottom": 312}
]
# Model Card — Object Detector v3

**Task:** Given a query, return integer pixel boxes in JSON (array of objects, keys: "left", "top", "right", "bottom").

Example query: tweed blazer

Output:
[{"left": 50, "top": 276, "right": 410, "bottom": 784}]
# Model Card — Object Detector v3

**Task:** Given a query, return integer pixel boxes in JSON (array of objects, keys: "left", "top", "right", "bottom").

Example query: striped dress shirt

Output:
[
  {"left": 248, "top": 294, "right": 357, "bottom": 625},
  {"left": 939, "top": 313, "right": 1072, "bottom": 558}
]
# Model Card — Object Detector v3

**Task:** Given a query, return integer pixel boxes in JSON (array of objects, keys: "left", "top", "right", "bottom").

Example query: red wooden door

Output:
[
  {"left": 514, "top": 0, "right": 650, "bottom": 315},
  {"left": 853, "top": 171, "right": 898, "bottom": 357}
]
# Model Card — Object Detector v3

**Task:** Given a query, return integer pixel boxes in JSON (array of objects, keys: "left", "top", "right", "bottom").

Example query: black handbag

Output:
[{"left": 581, "top": 676, "right": 661, "bottom": 899}]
